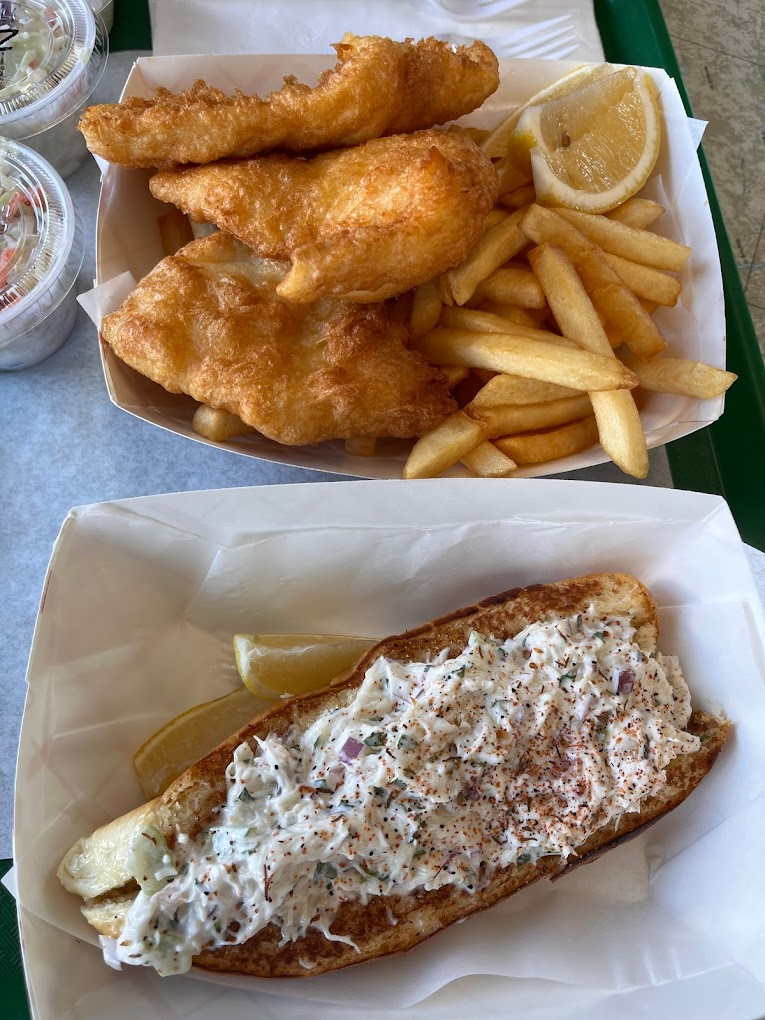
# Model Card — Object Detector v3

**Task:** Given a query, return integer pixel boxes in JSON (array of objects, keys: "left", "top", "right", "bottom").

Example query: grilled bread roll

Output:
[{"left": 59, "top": 574, "right": 729, "bottom": 978}]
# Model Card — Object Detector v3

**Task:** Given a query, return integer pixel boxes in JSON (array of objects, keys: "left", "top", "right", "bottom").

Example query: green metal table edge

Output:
[
  {"left": 4, "top": 3, "right": 764, "bottom": 1017},
  {"left": 596, "top": 0, "right": 765, "bottom": 551}
]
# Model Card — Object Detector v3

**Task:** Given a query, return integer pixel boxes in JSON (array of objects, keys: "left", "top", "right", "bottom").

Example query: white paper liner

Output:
[
  {"left": 82, "top": 57, "right": 725, "bottom": 480},
  {"left": 14, "top": 480, "right": 765, "bottom": 1014}
]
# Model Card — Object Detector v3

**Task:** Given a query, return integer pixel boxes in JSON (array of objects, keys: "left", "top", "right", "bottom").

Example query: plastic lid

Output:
[
  {"left": 0, "top": 137, "right": 78, "bottom": 330},
  {"left": 0, "top": 0, "right": 107, "bottom": 135}
]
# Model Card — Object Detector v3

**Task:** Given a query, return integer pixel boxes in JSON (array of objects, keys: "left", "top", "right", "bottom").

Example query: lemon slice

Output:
[
  {"left": 134, "top": 687, "right": 269, "bottom": 800},
  {"left": 233, "top": 633, "right": 376, "bottom": 698},
  {"left": 483, "top": 63, "right": 615, "bottom": 160},
  {"left": 512, "top": 67, "right": 661, "bottom": 214}
]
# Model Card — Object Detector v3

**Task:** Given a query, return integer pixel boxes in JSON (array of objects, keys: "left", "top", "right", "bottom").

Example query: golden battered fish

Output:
[
  {"left": 150, "top": 130, "right": 500, "bottom": 303},
  {"left": 78, "top": 35, "right": 499, "bottom": 169},
  {"left": 101, "top": 233, "right": 456, "bottom": 447}
]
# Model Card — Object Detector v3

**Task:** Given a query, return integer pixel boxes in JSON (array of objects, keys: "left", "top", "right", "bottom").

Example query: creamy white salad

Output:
[
  {"left": 0, "top": 1, "right": 108, "bottom": 179},
  {"left": 109, "top": 610, "right": 699, "bottom": 976}
]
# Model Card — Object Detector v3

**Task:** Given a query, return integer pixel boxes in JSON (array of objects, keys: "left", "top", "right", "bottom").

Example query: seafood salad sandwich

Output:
[{"left": 58, "top": 574, "right": 729, "bottom": 978}]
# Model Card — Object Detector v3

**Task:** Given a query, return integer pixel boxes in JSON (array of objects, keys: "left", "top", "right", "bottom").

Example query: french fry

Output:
[
  {"left": 486, "top": 209, "right": 510, "bottom": 228},
  {"left": 574, "top": 248, "right": 667, "bottom": 359},
  {"left": 495, "top": 416, "right": 599, "bottom": 465},
  {"left": 607, "top": 198, "right": 665, "bottom": 229},
  {"left": 554, "top": 208, "right": 692, "bottom": 271},
  {"left": 461, "top": 441, "right": 517, "bottom": 477},
  {"left": 345, "top": 437, "right": 377, "bottom": 457},
  {"left": 444, "top": 208, "right": 528, "bottom": 306},
  {"left": 158, "top": 210, "right": 194, "bottom": 256},
  {"left": 403, "top": 410, "right": 488, "bottom": 479},
  {"left": 477, "top": 300, "right": 549, "bottom": 329},
  {"left": 602, "top": 252, "right": 681, "bottom": 306},
  {"left": 410, "top": 279, "right": 442, "bottom": 338},
  {"left": 499, "top": 185, "right": 537, "bottom": 210},
  {"left": 440, "top": 365, "right": 471, "bottom": 389},
  {"left": 192, "top": 405, "right": 254, "bottom": 441},
  {"left": 589, "top": 389, "right": 648, "bottom": 478},
  {"left": 521, "top": 204, "right": 592, "bottom": 256},
  {"left": 527, "top": 244, "right": 613, "bottom": 358},
  {"left": 475, "top": 266, "right": 546, "bottom": 308},
  {"left": 413, "top": 328, "right": 638, "bottom": 391},
  {"left": 475, "top": 394, "right": 593, "bottom": 438},
  {"left": 470, "top": 373, "right": 580, "bottom": 406},
  {"left": 527, "top": 244, "right": 648, "bottom": 478},
  {"left": 431, "top": 315, "right": 579, "bottom": 347},
  {"left": 620, "top": 351, "right": 737, "bottom": 398}
]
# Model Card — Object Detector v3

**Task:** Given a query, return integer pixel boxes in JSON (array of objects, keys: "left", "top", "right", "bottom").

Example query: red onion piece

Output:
[
  {"left": 339, "top": 737, "right": 364, "bottom": 763},
  {"left": 617, "top": 669, "right": 635, "bottom": 694}
]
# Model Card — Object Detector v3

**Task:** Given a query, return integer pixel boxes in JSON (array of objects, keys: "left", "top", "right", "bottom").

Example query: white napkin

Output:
[{"left": 150, "top": 0, "right": 604, "bottom": 62}]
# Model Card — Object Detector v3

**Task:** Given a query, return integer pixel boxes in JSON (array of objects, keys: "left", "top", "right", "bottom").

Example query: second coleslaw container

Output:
[
  {"left": 0, "top": 0, "right": 108, "bottom": 179},
  {"left": 0, "top": 138, "right": 83, "bottom": 369}
]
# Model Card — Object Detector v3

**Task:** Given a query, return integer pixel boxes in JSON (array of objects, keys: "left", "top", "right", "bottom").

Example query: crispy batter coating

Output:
[
  {"left": 101, "top": 233, "right": 456, "bottom": 446},
  {"left": 150, "top": 130, "right": 499, "bottom": 303},
  {"left": 78, "top": 35, "right": 499, "bottom": 169}
]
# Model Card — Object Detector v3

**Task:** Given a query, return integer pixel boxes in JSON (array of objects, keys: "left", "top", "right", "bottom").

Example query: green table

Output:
[{"left": 4, "top": 2, "right": 763, "bottom": 1016}]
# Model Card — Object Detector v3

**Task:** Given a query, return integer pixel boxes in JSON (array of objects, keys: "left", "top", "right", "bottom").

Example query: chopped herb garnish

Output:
[
  {"left": 314, "top": 862, "right": 338, "bottom": 882},
  {"left": 455, "top": 666, "right": 466, "bottom": 679},
  {"left": 363, "top": 731, "right": 386, "bottom": 748},
  {"left": 699, "top": 733, "right": 710, "bottom": 743},
  {"left": 517, "top": 852, "right": 531, "bottom": 865},
  {"left": 373, "top": 786, "right": 386, "bottom": 798},
  {"left": 397, "top": 734, "right": 418, "bottom": 751},
  {"left": 238, "top": 787, "right": 254, "bottom": 802}
]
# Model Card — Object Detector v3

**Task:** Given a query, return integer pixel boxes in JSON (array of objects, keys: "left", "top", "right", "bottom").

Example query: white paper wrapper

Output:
[
  {"left": 149, "top": 0, "right": 604, "bottom": 64},
  {"left": 14, "top": 479, "right": 765, "bottom": 1018},
  {"left": 80, "top": 55, "right": 725, "bottom": 479}
]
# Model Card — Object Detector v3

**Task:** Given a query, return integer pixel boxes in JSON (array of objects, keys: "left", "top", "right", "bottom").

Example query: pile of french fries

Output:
[
  {"left": 400, "top": 171, "right": 737, "bottom": 480},
  {"left": 179, "top": 109, "right": 736, "bottom": 478}
]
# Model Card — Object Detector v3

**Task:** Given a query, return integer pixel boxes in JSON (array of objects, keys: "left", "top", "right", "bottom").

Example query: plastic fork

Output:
[
  {"left": 443, "top": 15, "right": 580, "bottom": 62},
  {"left": 492, "top": 16, "right": 580, "bottom": 59},
  {"left": 429, "top": 0, "right": 531, "bottom": 19}
]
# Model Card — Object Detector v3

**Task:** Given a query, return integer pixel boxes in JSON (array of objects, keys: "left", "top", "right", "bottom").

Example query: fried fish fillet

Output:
[
  {"left": 101, "top": 233, "right": 456, "bottom": 446},
  {"left": 78, "top": 35, "right": 499, "bottom": 169},
  {"left": 150, "top": 130, "right": 500, "bottom": 303}
]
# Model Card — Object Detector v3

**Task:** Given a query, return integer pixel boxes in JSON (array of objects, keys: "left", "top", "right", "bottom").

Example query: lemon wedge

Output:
[
  {"left": 233, "top": 633, "right": 376, "bottom": 698},
  {"left": 134, "top": 634, "right": 377, "bottom": 799},
  {"left": 483, "top": 64, "right": 615, "bottom": 160},
  {"left": 134, "top": 687, "right": 269, "bottom": 799},
  {"left": 510, "top": 67, "right": 661, "bottom": 214}
]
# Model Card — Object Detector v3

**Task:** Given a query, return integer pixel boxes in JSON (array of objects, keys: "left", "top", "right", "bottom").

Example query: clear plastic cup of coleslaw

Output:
[
  {"left": 0, "top": 138, "right": 83, "bottom": 370},
  {"left": 0, "top": 0, "right": 108, "bottom": 179}
]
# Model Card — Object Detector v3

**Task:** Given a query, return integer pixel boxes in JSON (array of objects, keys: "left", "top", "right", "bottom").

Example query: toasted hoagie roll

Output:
[{"left": 59, "top": 574, "right": 729, "bottom": 979}]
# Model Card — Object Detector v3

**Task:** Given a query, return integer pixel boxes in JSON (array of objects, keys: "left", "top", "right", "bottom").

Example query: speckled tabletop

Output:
[
  {"left": 659, "top": 0, "right": 765, "bottom": 354},
  {"left": 1, "top": 44, "right": 763, "bottom": 861}
]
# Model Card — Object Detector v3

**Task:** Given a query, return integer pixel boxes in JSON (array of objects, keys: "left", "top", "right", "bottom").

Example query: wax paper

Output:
[{"left": 13, "top": 479, "right": 765, "bottom": 1017}]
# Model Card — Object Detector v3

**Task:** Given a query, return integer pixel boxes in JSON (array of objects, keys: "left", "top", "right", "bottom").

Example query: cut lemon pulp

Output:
[
  {"left": 134, "top": 687, "right": 269, "bottom": 799},
  {"left": 233, "top": 633, "right": 375, "bottom": 698},
  {"left": 482, "top": 64, "right": 615, "bottom": 160},
  {"left": 510, "top": 67, "right": 661, "bottom": 213}
]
